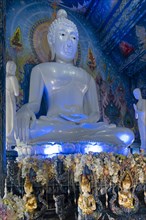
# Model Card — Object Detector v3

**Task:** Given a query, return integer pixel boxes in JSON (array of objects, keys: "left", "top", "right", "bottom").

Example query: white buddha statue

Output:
[
  {"left": 6, "top": 61, "right": 19, "bottom": 149},
  {"left": 133, "top": 88, "right": 146, "bottom": 151},
  {"left": 15, "top": 9, "right": 134, "bottom": 152}
]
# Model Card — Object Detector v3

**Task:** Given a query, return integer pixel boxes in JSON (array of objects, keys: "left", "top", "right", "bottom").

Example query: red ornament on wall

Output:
[{"left": 119, "top": 41, "right": 134, "bottom": 57}]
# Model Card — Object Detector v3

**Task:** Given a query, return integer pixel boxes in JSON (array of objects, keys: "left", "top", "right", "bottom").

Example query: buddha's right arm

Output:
[
  {"left": 15, "top": 66, "right": 44, "bottom": 142},
  {"left": 17, "top": 65, "right": 44, "bottom": 114},
  {"left": 27, "top": 65, "right": 45, "bottom": 113}
]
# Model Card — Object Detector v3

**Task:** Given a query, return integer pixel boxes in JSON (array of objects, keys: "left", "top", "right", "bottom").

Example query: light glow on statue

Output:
[
  {"left": 84, "top": 143, "right": 103, "bottom": 153},
  {"left": 118, "top": 134, "right": 131, "bottom": 144},
  {"left": 44, "top": 144, "right": 62, "bottom": 155}
]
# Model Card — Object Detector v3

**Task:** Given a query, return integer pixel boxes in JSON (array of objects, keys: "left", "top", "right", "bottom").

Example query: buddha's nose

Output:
[{"left": 66, "top": 38, "right": 72, "bottom": 47}]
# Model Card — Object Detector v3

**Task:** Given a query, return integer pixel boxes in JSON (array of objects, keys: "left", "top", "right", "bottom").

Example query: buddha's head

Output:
[
  {"left": 6, "top": 61, "right": 16, "bottom": 76},
  {"left": 80, "top": 175, "right": 91, "bottom": 193},
  {"left": 24, "top": 176, "right": 33, "bottom": 195},
  {"left": 121, "top": 173, "right": 132, "bottom": 190},
  {"left": 133, "top": 88, "right": 142, "bottom": 100},
  {"left": 47, "top": 9, "right": 79, "bottom": 63}
]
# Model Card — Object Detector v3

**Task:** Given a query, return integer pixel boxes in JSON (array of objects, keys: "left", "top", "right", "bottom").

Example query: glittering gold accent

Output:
[{"left": 23, "top": 176, "right": 37, "bottom": 213}]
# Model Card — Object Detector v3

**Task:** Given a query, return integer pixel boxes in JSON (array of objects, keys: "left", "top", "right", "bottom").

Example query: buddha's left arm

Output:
[{"left": 83, "top": 76, "right": 100, "bottom": 123}]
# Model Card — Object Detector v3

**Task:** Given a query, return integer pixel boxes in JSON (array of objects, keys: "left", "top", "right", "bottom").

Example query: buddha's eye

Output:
[{"left": 72, "top": 36, "right": 76, "bottom": 40}]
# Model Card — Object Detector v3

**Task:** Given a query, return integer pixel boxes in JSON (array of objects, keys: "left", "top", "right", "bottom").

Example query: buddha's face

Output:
[
  {"left": 81, "top": 184, "right": 90, "bottom": 194},
  {"left": 122, "top": 181, "right": 131, "bottom": 190},
  {"left": 54, "top": 24, "right": 78, "bottom": 62}
]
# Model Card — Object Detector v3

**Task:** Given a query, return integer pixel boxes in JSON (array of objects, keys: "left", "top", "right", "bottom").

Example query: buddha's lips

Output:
[
  {"left": 64, "top": 49, "right": 73, "bottom": 54},
  {"left": 63, "top": 45, "right": 74, "bottom": 53}
]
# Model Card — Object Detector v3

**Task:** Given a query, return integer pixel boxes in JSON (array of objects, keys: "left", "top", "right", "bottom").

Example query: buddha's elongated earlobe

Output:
[
  {"left": 50, "top": 44, "right": 55, "bottom": 61},
  {"left": 47, "top": 34, "right": 55, "bottom": 61}
]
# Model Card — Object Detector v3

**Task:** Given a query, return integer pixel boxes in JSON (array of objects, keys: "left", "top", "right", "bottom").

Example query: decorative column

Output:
[{"left": 0, "top": 0, "right": 6, "bottom": 197}]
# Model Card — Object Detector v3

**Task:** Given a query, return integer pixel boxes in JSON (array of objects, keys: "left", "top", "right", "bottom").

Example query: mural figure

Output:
[
  {"left": 6, "top": 61, "right": 19, "bottom": 150},
  {"left": 133, "top": 88, "right": 146, "bottom": 151},
  {"left": 15, "top": 9, "right": 134, "bottom": 153},
  {"left": 78, "top": 175, "right": 96, "bottom": 220}
]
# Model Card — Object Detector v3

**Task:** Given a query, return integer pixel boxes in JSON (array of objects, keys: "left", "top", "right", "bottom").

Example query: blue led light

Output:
[
  {"left": 84, "top": 143, "right": 103, "bottom": 153},
  {"left": 44, "top": 144, "right": 62, "bottom": 155}
]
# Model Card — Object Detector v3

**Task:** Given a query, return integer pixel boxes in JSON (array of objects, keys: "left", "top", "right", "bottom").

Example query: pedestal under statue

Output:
[
  {"left": 133, "top": 88, "right": 146, "bottom": 151},
  {"left": 15, "top": 9, "right": 134, "bottom": 156}
]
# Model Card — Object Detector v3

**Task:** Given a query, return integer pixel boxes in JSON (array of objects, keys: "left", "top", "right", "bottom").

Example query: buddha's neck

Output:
[{"left": 55, "top": 58, "right": 74, "bottom": 65}]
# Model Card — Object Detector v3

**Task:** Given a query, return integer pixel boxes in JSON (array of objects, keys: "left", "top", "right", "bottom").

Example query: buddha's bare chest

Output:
[{"left": 41, "top": 65, "right": 89, "bottom": 92}]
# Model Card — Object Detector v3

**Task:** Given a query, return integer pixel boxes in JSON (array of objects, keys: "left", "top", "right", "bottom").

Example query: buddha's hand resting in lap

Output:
[
  {"left": 59, "top": 113, "right": 89, "bottom": 124},
  {"left": 15, "top": 105, "right": 36, "bottom": 143}
]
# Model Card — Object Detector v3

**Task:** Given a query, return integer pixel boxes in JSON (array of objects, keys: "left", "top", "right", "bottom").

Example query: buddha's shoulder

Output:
[
  {"left": 32, "top": 62, "right": 55, "bottom": 71},
  {"left": 77, "top": 67, "right": 92, "bottom": 79},
  {"left": 78, "top": 66, "right": 88, "bottom": 74},
  {"left": 32, "top": 63, "right": 91, "bottom": 79}
]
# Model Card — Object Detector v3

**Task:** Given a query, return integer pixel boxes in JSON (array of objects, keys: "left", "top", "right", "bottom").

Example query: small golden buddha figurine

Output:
[
  {"left": 118, "top": 172, "right": 134, "bottom": 209},
  {"left": 78, "top": 175, "right": 96, "bottom": 218},
  {"left": 23, "top": 176, "right": 37, "bottom": 213}
]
